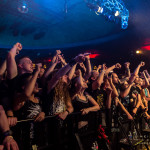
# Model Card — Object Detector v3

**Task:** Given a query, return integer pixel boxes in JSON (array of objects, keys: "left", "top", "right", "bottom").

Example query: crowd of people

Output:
[{"left": 0, "top": 42, "right": 150, "bottom": 150}]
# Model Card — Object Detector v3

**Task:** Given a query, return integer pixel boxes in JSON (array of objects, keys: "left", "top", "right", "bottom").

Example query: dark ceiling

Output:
[{"left": 0, "top": 0, "right": 150, "bottom": 67}]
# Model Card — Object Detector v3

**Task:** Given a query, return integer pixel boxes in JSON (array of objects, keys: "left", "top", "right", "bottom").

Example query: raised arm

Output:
[
  {"left": 124, "top": 62, "right": 131, "bottom": 78},
  {"left": 108, "top": 75, "right": 119, "bottom": 97},
  {"left": 47, "top": 54, "right": 85, "bottom": 94},
  {"left": 144, "top": 70, "right": 150, "bottom": 79},
  {"left": 120, "top": 82, "right": 135, "bottom": 98},
  {"left": 115, "top": 98, "right": 133, "bottom": 120},
  {"left": 92, "top": 64, "right": 106, "bottom": 91},
  {"left": 7, "top": 43, "right": 22, "bottom": 79},
  {"left": 0, "top": 60, "right": 6, "bottom": 78},
  {"left": 82, "top": 92, "right": 100, "bottom": 114},
  {"left": 44, "top": 56, "right": 59, "bottom": 79},
  {"left": 142, "top": 71, "right": 149, "bottom": 88},
  {"left": 83, "top": 53, "right": 92, "bottom": 81},
  {"left": 68, "top": 64, "right": 77, "bottom": 81},
  {"left": 105, "top": 63, "right": 121, "bottom": 75},
  {"left": 129, "top": 61, "right": 145, "bottom": 83},
  {"left": 24, "top": 64, "right": 41, "bottom": 97}
]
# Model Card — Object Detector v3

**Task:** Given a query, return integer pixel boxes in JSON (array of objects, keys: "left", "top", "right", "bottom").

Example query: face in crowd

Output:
[
  {"left": 18, "top": 57, "right": 33, "bottom": 73},
  {"left": 38, "top": 68, "right": 45, "bottom": 78},
  {"left": 91, "top": 70, "right": 99, "bottom": 81},
  {"left": 134, "top": 75, "right": 140, "bottom": 85},
  {"left": 112, "top": 73, "right": 119, "bottom": 84}
]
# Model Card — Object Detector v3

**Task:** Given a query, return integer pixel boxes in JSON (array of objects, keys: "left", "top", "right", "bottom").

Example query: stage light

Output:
[
  {"left": 18, "top": 0, "right": 28, "bottom": 13},
  {"left": 136, "top": 50, "right": 142, "bottom": 54},
  {"left": 85, "top": 0, "right": 129, "bottom": 29},
  {"left": 95, "top": 6, "right": 103, "bottom": 15},
  {"left": 115, "top": 11, "right": 119, "bottom": 16},
  {"left": 121, "top": 16, "right": 128, "bottom": 29}
]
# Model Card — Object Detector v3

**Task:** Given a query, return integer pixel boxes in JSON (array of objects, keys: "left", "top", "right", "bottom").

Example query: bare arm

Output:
[
  {"left": 105, "top": 88, "right": 113, "bottom": 109},
  {"left": 47, "top": 54, "right": 85, "bottom": 94},
  {"left": 144, "top": 70, "right": 150, "bottom": 78},
  {"left": 24, "top": 64, "right": 41, "bottom": 97},
  {"left": 0, "top": 105, "right": 9, "bottom": 132},
  {"left": 83, "top": 54, "right": 92, "bottom": 81},
  {"left": 108, "top": 75, "right": 119, "bottom": 97},
  {"left": 92, "top": 64, "right": 106, "bottom": 90},
  {"left": 115, "top": 98, "right": 133, "bottom": 120},
  {"left": 142, "top": 72, "right": 149, "bottom": 88},
  {"left": 120, "top": 83, "right": 134, "bottom": 98},
  {"left": 44, "top": 61, "right": 58, "bottom": 79},
  {"left": 0, "top": 60, "right": 6, "bottom": 77},
  {"left": 129, "top": 62, "right": 145, "bottom": 83},
  {"left": 84, "top": 92, "right": 100, "bottom": 112},
  {"left": 68, "top": 64, "right": 77, "bottom": 81},
  {"left": 7, "top": 43, "right": 22, "bottom": 79},
  {"left": 105, "top": 63, "right": 121, "bottom": 75}
]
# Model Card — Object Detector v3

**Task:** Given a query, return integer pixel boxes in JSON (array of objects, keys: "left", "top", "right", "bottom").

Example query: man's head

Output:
[
  {"left": 91, "top": 70, "right": 99, "bottom": 81},
  {"left": 134, "top": 75, "right": 140, "bottom": 85},
  {"left": 112, "top": 72, "right": 119, "bottom": 84},
  {"left": 17, "top": 56, "right": 33, "bottom": 74},
  {"left": 38, "top": 68, "right": 45, "bottom": 78}
]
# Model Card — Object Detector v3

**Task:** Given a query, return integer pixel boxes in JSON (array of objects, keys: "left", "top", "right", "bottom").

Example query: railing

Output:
[{"left": 11, "top": 111, "right": 101, "bottom": 150}]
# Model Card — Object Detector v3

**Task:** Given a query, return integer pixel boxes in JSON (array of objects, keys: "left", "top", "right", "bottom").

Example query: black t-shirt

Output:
[
  {"left": 14, "top": 99, "right": 42, "bottom": 120},
  {"left": 129, "top": 86, "right": 141, "bottom": 97},
  {"left": 86, "top": 78, "right": 107, "bottom": 109}
]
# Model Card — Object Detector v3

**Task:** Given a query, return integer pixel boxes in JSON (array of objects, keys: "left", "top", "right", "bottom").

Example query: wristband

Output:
[
  {"left": 68, "top": 59, "right": 76, "bottom": 67},
  {"left": 3, "top": 130, "right": 12, "bottom": 139}
]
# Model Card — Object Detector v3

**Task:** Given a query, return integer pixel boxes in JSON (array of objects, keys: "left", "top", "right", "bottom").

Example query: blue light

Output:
[
  {"left": 18, "top": 1, "right": 28, "bottom": 13},
  {"left": 22, "top": 5, "right": 26, "bottom": 9},
  {"left": 121, "top": 16, "right": 128, "bottom": 29}
]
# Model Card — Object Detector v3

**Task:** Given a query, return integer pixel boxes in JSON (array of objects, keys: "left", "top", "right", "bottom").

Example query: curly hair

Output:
[{"left": 53, "top": 78, "right": 71, "bottom": 105}]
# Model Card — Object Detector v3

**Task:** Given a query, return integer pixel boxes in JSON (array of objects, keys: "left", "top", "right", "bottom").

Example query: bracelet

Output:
[
  {"left": 66, "top": 109, "right": 70, "bottom": 114},
  {"left": 3, "top": 130, "right": 12, "bottom": 139},
  {"left": 68, "top": 59, "right": 76, "bottom": 67}
]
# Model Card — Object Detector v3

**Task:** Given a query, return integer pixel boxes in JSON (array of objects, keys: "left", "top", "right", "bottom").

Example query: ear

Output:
[{"left": 18, "top": 64, "right": 23, "bottom": 69}]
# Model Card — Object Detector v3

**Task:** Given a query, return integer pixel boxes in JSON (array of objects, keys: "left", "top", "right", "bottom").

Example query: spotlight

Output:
[
  {"left": 95, "top": 6, "right": 103, "bottom": 15},
  {"left": 18, "top": 1, "right": 28, "bottom": 13},
  {"left": 136, "top": 50, "right": 142, "bottom": 54},
  {"left": 115, "top": 11, "right": 119, "bottom": 16}
]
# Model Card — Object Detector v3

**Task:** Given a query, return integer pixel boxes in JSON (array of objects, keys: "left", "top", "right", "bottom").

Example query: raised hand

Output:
[
  {"left": 56, "top": 50, "right": 61, "bottom": 55},
  {"left": 115, "top": 63, "right": 121, "bottom": 69},
  {"left": 102, "top": 63, "right": 107, "bottom": 71},
  {"left": 10, "top": 42, "right": 22, "bottom": 57},
  {"left": 140, "top": 61, "right": 145, "bottom": 67},
  {"left": 124, "top": 62, "right": 130, "bottom": 68},
  {"left": 83, "top": 53, "right": 90, "bottom": 59},
  {"left": 74, "top": 54, "right": 85, "bottom": 63}
]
